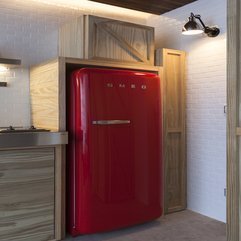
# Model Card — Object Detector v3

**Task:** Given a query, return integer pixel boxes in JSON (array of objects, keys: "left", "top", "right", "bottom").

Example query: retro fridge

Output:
[{"left": 67, "top": 68, "right": 162, "bottom": 236}]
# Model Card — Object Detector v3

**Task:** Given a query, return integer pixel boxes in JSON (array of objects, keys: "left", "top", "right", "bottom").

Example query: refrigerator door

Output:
[{"left": 67, "top": 68, "right": 162, "bottom": 235}]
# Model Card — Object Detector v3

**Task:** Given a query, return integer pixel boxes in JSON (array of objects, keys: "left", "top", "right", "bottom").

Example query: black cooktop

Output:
[{"left": 0, "top": 126, "right": 50, "bottom": 133}]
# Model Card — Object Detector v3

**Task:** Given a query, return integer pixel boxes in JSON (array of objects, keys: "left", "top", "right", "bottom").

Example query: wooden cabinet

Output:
[
  {"left": 156, "top": 48, "right": 186, "bottom": 214},
  {"left": 59, "top": 15, "right": 154, "bottom": 65},
  {"left": 0, "top": 146, "right": 65, "bottom": 241},
  {"left": 30, "top": 59, "right": 65, "bottom": 132},
  {"left": 0, "top": 148, "right": 54, "bottom": 241}
]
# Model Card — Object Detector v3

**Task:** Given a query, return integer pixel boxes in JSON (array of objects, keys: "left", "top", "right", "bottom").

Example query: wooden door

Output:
[
  {"left": 156, "top": 48, "right": 186, "bottom": 214},
  {"left": 227, "top": 0, "right": 240, "bottom": 240},
  {"left": 0, "top": 148, "right": 55, "bottom": 241}
]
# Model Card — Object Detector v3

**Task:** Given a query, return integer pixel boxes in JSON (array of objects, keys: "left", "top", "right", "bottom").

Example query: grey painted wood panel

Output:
[
  {"left": 0, "top": 148, "right": 55, "bottom": 241},
  {"left": 227, "top": 0, "right": 240, "bottom": 240}
]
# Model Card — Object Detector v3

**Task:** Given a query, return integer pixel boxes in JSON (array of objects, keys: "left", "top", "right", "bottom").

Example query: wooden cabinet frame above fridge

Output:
[
  {"left": 30, "top": 57, "right": 162, "bottom": 132},
  {"left": 30, "top": 57, "right": 163, "bottom": 240}
]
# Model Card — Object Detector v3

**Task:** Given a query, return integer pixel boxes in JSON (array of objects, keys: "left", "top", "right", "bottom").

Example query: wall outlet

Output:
[{"left": 224, "top": 188, "right": 227, "bottom": 197}]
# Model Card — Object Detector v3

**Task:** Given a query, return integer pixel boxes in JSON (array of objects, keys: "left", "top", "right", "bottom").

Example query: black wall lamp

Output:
[{"left": 182, "top": 12, "right": 220, "bottom": 37}]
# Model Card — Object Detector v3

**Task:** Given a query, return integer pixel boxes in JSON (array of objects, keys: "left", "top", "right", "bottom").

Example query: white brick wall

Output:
[
  {"left": 0, "top": 0, "right": 149, "bottom": 127},
  {"left": 147, "top": 0, "right": 227, "bottom": 222},
  {"left": 0, "top": 68, "right": 30, "bottom": 127}
]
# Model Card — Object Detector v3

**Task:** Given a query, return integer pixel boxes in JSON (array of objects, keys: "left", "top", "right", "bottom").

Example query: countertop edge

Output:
[{"left": 0, "top": 132, "right": 68, "bottom": 149}]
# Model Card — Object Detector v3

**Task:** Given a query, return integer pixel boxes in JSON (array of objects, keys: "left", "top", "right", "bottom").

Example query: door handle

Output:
[{"left": 92, "top": 120, "right": 131, "bottom": 125}]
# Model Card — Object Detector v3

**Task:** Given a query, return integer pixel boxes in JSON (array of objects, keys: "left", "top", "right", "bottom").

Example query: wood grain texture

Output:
[
  {"left": 156, "top": 48, "right": 186, "bottom": 214},
  {"left": 55, "top": 145, "right": 66, "bottom": 240},
  {"left": 236, "top": 127, "right": 241, "bottom": 136},
  {"left": 64, "top": 57, "right": 159, "bottom": 71},
  {"left": 59, "top": 15, "right": 154, "bottom": 65},
  {"left": 88, "top": 15, "right": 154, "bottom": 64},
  {"left": 58, "top": 58, "right": 66, "bottom": 131},
  {"left": 158, "top": 66, "right": 164, "bottom": 217},
  {"left": 89, "top": 0, "right": 197, "bottom": 15},
  {"left": 96, "top": 22, "right": 148, "bottom": 63},
  {"left": 0, "top": 148, "right": 55, "bottom": 241},
  {"left": 30, "top": 59, "right": 60, "bottom": 131},
  {"left": 59, "top": 17, "right": 85, "bottom": 59},
  {"left": 227, "top": 0, "right": 240, "bottom": 240}
]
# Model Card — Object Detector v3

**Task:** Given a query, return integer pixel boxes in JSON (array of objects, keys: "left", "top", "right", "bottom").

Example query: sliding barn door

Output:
[{"left": 227, "top": 0, "right": 241, "bottom": 240}]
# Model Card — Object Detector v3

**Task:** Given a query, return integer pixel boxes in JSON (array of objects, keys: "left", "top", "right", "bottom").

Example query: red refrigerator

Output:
[{"left": 67, "top": 68, "right": 162, "bottom": 236}]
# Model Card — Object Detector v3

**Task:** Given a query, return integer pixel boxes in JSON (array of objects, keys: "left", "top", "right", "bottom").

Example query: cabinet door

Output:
[
  {"left": 87, "top": 15, "right": 154, "bottom": 65},
  {"left": 156, "top": 48, "right": 186, "bottom": 214},
  {"left": 59, "top": 15, "right": 154, "bottom": 65},
  {"left": 0, "top": 148, "right": 55, "bottom": 241}
]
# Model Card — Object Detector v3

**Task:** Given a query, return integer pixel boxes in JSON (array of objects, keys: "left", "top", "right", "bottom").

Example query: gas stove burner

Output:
[
  {"left": 0, "top": 126, "right": 50, "bottom": 133},
  {"left": 7, "top": 126, "right": 15, "bottom": 131}
]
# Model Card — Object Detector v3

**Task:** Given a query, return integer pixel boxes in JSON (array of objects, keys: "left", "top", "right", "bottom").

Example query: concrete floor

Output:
[{"left": 65, "top": 210, "right": 226, "bottom": 241}]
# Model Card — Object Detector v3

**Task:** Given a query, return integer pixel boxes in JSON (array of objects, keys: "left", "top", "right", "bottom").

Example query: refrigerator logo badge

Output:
[
  {"left": 141, "top": 85, "right": 147, "bottom": 90},
  {"left": 107, "top": 83, "right": 113, "bottom": 88},
  {"left": 119, "top": 84, "right": 125, "bottom": 88}
]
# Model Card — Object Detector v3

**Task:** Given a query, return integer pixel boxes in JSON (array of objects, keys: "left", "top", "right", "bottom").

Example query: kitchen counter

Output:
[{"left": 0, "top": 131, "right": 68, "bottom": 149}]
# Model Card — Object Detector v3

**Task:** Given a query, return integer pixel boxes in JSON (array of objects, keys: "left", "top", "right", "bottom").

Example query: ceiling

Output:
[{"left": 89, "top": 0, "right": 197, "bottom": 15}]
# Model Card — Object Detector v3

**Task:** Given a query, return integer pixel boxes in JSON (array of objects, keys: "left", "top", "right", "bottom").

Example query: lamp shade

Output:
[{"left": 182, "top": 18, "right": 203, "bottom": 35}]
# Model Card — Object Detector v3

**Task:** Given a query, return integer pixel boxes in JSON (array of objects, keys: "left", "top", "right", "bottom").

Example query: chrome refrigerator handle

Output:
[{"left": 92, "top": 120, "right": 131, "bottom": 125}]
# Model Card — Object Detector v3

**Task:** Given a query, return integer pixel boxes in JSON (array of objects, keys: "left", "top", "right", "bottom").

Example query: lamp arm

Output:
[{"left": 194, "top": 15, "right": 207, "bottom": 29}]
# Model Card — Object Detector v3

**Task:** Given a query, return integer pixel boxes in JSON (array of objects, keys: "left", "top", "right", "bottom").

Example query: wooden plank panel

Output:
[
  {"left": 227, "top": 0, "right": 240, "bottom": 240},
  {"left": 58, "top": 58, "right": 66, "bottom": 131},
  {"left": 30, "top": 59, "right": 59, "bottom": 131},
  {"left": 54, "top": 145, "right": 66, "bottom": 240},
  {"left": 97, "top": 22, "right": 149, "bottom": 63},
  {"left": 59, "top": 15, "right": 154, "bottom": 65},
  {"left": 65, "top": 57, "right": 159, "bottom": 71},
  {"left": 59, "top": 16, "right": 85, "bottom": 59},
  {"left": 89, "top": 0, "right": 197, "bottom": 15},
  {"left": 165, "top": 132, "right": 186, "bottom": 213},
  {"left": 165, "top": 52, "right": 183, "bottom": 129},
  {"left": 0, "top": 148, "right": 55, "bottom": 241},
  {"left": 87, "top": 15, "right": 154, "bottom": 64},
  {"left": 156, "top": 48, "right": 186, "bottom": 214}
]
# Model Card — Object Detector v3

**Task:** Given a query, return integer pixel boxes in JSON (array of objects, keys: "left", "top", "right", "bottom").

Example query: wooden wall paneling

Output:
[
  {"left": 156, "top": 48, "right": 186, "bottom": 214},
  {"left": 0, "top": 148, "right": 55, "bottom": 241},
  {"left": 227, "top": 0, "right": 240, "bottom": 240}
]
